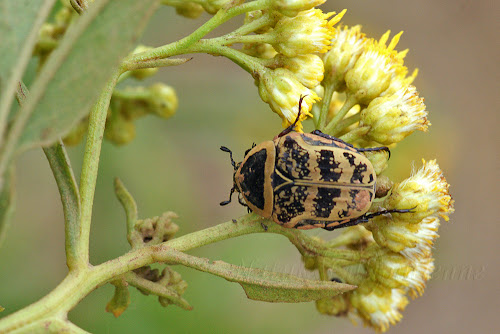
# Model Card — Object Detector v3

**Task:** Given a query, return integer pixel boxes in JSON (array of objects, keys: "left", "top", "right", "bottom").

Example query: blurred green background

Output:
[{"left": 1, "top": 1, "right": 498, "bottom": 333}]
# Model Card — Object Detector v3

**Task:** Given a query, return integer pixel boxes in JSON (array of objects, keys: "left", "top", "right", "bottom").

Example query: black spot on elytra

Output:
[
  {"left": 277, "top": 136, "right": 310, "bottom": 179},
  {"left": 343, "top": 152, "right": 356, "bottom": 165},
  {"left": 313, "top": 187, "right": 341, "bottom": 218},
  {"left": 317, "top": 150, "right": 341, "bottom": 182},
  {"left": 274, "top": 185, "right": 308, "bottom": 223},
  {"left": 351, "top": 162, "right": 368, "bottom": 183},
  {"left": 239, "top": 149, "right": 267, "bottom": 210}
]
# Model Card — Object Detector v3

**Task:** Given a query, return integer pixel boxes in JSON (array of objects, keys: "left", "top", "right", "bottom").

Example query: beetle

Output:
[{"left": 220, "top": 96, "right": 411, "bottom": 230}]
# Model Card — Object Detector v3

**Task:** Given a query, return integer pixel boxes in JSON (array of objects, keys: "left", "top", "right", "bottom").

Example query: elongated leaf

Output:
[
  {"left": 169, "top": 250, "right": 356, "bottom": 303},
  {"left": 0, "top": 0, "right": 55, "bottom": 137},
  {"left": 16, "top": 0, "right": 158, "bottom": 151}
]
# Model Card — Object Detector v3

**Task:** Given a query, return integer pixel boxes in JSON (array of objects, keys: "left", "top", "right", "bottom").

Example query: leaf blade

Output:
[
  {"left": 0, "top": 0, "right": 56, "bottom": 139},
  {"left": 16, "top": 0, "right": 158, "bottom": 151},
  {"left": 166, "top": 249, "right": 356, "bottom": 303}
]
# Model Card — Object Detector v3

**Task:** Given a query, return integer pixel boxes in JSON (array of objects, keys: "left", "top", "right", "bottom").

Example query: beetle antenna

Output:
[
  {"left": 220, "top": 186, "right": 236, "bottom": 206},
  {"left": 220, "top": 146, "right": 236, "bottom": 169},
  {"left": 276, "top": 95, "right": 308, "bottom": 138}
]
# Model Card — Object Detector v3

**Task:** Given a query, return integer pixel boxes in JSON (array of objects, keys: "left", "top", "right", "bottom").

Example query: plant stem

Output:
[
  {"left": 317, "top": 79, "right": 340, "bottom": 130},
  {"left": 122, "top": 0, "right": 267, "bottom": 68},
  {"left": 323, "top": 93, "right": 358, "bottom": 134},
  {"left": 77, "top": 71, "right": 120, "bottom": 267}
]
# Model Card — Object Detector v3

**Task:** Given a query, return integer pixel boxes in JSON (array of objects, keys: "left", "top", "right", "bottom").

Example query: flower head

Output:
[
  {"left": 372, "top": 216, "right": 440, "bottom": 259},
  {"left": 367, "top": 249, "right": 434, "bottom": 297},
  {"left": 274, "top": 54, "right": 325, "bottom": 89},
  {"left": 350, "top": 279, "right": 408, "bottom": 332},
  {"left": 360, "top": 85, "right": 430, "bottom": 145},
  {"left": 323, "top": 25, "right": 367, "bottom": 90},
  {"left": 258, "top": 68, "right": 320, "bottom": 130},
  {"left": 271, "top": 9, "right": 344, "bottom": 57},
  {"left": 385, "top": 159, "right": 454, "bottom": 222},
  {"left": 345, "top": 31, "right": 407, "bottom": 104}
]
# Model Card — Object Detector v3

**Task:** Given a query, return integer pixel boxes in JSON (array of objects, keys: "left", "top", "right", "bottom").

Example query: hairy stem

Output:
[{"left": 77, "top": 71, "right": 120, "bottom": 267}]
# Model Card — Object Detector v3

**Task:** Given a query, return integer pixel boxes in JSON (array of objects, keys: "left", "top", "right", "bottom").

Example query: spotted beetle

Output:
[{"left": 221, "top": 97, "right": 411, "bottom": 230}]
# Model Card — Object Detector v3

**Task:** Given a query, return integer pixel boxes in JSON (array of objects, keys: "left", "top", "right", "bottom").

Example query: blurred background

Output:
[{"left": 1, "top": 0, "right": 498, "bottom": 333}]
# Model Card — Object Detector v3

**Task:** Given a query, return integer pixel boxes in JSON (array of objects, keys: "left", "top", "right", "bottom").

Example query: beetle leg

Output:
[
  {"left": 276, "top": 95, "right": 307, "bottom": 138},
  {"left": 237, "top": 193, "right": 252, "bottom": 213},
  {"left": 356, "top": 146, "right": 391, "bottom": 159},
  {"left": 310, "top": 130, "right": 356, "bottom": 148},
  {"left": 322, "top": 207, "right": 415, "bottom": 231},
  {"left": 220, "top": 186, "right": 236, "bottom": 206},
  {"left": 311, "top": 130, "right": 392, "bottom": 159},
  {"left": 244, "top": 142, "right": 257, "bottom": 157},
  {"left": 220, "top": 146, "right": 237, "bottom": 169}
]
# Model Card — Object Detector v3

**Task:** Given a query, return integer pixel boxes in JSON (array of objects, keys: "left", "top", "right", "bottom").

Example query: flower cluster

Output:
[
  {"left": 252, "top": 7, "right": 345, "bottom": 131},
  {"left": 314, "top": 159, "right": 453, "bottom": 332},
  {"left": 163, "top": 0, "right": 345, "bottom": 131},
  {"left": 288, "top": 20, "right": 454, "bottom": 332}
]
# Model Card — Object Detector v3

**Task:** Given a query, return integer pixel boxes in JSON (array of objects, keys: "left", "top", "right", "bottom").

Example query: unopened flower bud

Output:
[{"left": 148, "top": 83, "right": 178, "bottom": 119}]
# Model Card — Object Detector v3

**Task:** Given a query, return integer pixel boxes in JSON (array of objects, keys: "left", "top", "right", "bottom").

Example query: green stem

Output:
[
  {"left": 323, "top": 93, "right": 358, "bottom": 134},
  {"left": 112, "top": 87, "right": 151, "bottom": 101},
  {"left": 77, "top": 71, "right": 120, "bottom": 267},
  {"left": 317, "top": 80, "right": 339, "bottom": 130},
  {"left": 122, "top": 0, "right": 267, "bottom": 67},
  {"left": 339, "top": 126, "right": 370, "bottom": 144},
  {"left": 187, "top": 40, "right": 265, "bottom": 74},
  {"left": 0, "top": 214, "right": 358, "bottom": 332},
  {"left": 210, "top": 32, "right": 271, "bottom": 47},
  {"left": 332, "top": 112, "right": 361, "bottom": 136}
]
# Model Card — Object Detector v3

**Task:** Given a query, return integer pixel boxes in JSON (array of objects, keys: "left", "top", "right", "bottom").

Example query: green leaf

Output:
[
  {"left": 0, "top": 0, "right": 56, "bottom": 138},
  {"left": 15, "top": 0, "right": 159, "bottom": 152},
  {"left": 0, "top": 167, "right": 15, "bottom": 248},
  {"left": 43, "top": 142, "right": 80, "bottom": 265},
  {"left": 168, "top": 249, "right": 356, "bottom": 303}
]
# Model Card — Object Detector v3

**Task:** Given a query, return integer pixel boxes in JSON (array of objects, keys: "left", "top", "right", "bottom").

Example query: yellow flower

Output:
[
  {"left": 323, "top": 25, "right": 367, "bottom": 90},
  {"left": 270, "top": 0, "right": 326, "bottom": 17},
  {"left": 360, "top": 85, "right": 430, "bottom": 145},
  {"left": 385, "top": 159, "right": 455, "bottom": 222},
  {"left": 366, "top": 249, "right": 434, "bottom": 297},
  {"left": 372, "top": 216, "right": 440, "bottom": 259},
  {"left": 350, "top": 279, "right": 408, "bottom": 333},
  {"left": 345, "top": 31, "right": 407, "bottom": 104},
  {"left": 273, "top": 54, "right": 324, "bottom": 89},
  {"left": 258, "top": 68, "right": 320, "bottom": 130},
  {"left": 271, "top": 9, "right": 344, "bottom": 57},
  {"left": 405, "top": 254, "right": 434, "bottom": 298}
]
